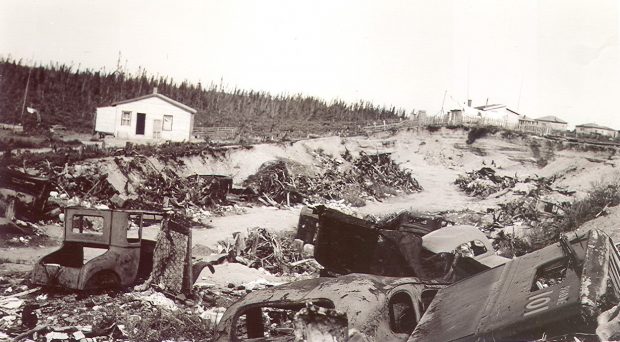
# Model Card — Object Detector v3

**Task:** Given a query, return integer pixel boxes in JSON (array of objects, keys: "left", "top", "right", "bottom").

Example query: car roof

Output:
[{"left": 215, "top": 273, "right": 441, "bottom": 338}]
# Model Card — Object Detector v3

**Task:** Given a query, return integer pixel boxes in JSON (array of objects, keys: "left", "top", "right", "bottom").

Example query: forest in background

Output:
[{"left": 0, "top": 58, "right": 407, "bottom": 135}]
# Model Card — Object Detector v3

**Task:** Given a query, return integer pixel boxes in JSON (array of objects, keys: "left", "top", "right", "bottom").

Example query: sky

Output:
[{"left": 1, "top": 0, "right": 619, "bottom": 128}]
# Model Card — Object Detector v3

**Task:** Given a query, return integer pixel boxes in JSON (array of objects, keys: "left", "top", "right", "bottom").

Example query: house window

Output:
[
  {"left": 163, "top": 115, "right": 173, "bottom": 131},
  {"left": 121, "top": 111, "right": 131, "bottom": 126}
]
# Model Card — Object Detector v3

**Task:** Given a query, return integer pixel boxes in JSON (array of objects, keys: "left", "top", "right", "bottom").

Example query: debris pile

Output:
[
  {"left": 0, "top": 286, "right": 220, "bottom": 342},
  {"left": 136, "top": 170, "right": 233, "bottom": 210},
  {"left": 217, "top": 228, "right": 322, "bottom": 276},
  {"left": 455, "top": 167, "right": 517, "bottom": 197},
  {"left": 244, "top": 151, "right": 422, "bottom": 206}
]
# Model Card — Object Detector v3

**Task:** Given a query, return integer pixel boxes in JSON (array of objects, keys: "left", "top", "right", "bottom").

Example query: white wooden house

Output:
[
  {"left": 95, "top": 88, "right": 197, "bottom": 142},
  {"left": 447, "top": 102, "right": 522, "bottom": 127},
  {"left": 575, "top": 123, "right": 618, "bottom": 138},
  {"left": 534, "top": 116, "right": 568, "bottom": 132}
]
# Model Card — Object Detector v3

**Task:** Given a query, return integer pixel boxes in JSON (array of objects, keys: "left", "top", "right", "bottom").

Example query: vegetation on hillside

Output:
[{"left": 0, "top": 58, "right": 406, "bottom": 134}]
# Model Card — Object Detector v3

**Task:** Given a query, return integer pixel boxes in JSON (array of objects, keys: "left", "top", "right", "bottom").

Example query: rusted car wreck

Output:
[
  {"left": 31, "top": 207, "right": 210, "bottom": 291},
  {"left": 213, "top": 273, "right": 446, "bottom": 341},
  {"left": 307, "top": 206, "right": 508, "bottom": 279},
  {"left": 216, "top": 226, "right": 620, "bottom": 341}
]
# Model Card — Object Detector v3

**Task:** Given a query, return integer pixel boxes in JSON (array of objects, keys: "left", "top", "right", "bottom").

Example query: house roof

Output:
[
  {"left": 519, "top": 115, "right": 536, "bottom": 121},
  {"left": 474, "top": 104, "right": 506, "bottom": 111},
  {"left": 535, "top": 115, "right": 567, "bottom": 124},
  {"left": 111, "top": 93, "right": 197, "bottom": 114},
  {"left": 505, "top": 108, "right": 522, "bottom": 116},
  {"left": 575, "top": 123, "right": 617, "bottom": 131}
]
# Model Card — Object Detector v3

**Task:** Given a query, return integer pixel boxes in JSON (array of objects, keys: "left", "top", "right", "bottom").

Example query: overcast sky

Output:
[{"left": 1, "top": 0, "right": 619, "bottom": 128}]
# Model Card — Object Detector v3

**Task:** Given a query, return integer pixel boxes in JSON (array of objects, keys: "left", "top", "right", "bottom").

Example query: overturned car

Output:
[{"left": 216, "top": 229, "right": 620, "bottom": 341}]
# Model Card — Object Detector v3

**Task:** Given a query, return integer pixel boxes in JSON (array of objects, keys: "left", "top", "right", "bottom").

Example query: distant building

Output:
[
  {"left": 534, "top": 115, "right": 568, "bottom": 132},
  {"left": 575, "top": 123, "right": 618, "bottom": 138},
  {"left": 473, "top": 104, "right": 522, "bottom": 126},
  {"left": 447, "top": 102, "right": 521, "bottom": 126},
  {"left": 95, "top": 88, "right": 196, "bottom": 142}
]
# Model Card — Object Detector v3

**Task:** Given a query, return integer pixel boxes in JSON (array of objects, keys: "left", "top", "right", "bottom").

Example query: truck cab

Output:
[
  {"left": 31, "top": 207, "right": 160, "bottom": 290},
  {"left": 409, "top": 229, "right": 620, "bottom": 341}
]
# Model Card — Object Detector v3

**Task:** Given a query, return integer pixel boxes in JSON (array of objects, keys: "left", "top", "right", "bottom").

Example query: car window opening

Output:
[
  {"left": 389, "top": 292, "right": 417, "bottom": 335},
  {"left": 234, "top": 300, "right": 335, "bottom": 340},
  {"left": 531, "top": 257, "right": 568, "bottom": 291},
  {"left": 72, "top": 215, "right": 104, "bottom": 235},
  {"left": 455, "top": 240, "right": 488, "bottom": 258}
]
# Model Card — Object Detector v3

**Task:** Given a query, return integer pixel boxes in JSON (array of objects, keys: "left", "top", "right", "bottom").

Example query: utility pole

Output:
[
  {"left": 440, "top": 89, "right": 447, "bottom": 116},
  {"left": 20, "top": 67, "right": 32, "bottom": 125}
]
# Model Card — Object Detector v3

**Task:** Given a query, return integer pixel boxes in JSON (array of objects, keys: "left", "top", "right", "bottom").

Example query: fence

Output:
[
  {"left": 362, "top": 115, "right": 556, "bottom": 137},
  {"left": 193, "top": 126, "right": 239, "bottom": 142}
]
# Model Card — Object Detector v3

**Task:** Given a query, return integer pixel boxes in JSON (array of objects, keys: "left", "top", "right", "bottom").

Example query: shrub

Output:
[
  {"left": 466, "top": 126, "right": 495, "bottom": 144},
  {"left": 426, "top": 125, "right": 442, "bottom": 133},
  {"left": 559, "top": 177, "right": 620, "bottom": 232},
  {"left": 524, "top": 176, "right": 620, "bottom": 250}
]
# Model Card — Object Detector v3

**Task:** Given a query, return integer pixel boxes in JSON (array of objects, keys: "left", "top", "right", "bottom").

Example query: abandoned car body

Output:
[
  {"left": 421, "top": 225, "right": 508, "bottom": 268},
  {"left": 219, "top": 229, "right": 619, "bottom": 341},
  {"left": 31, "top": 207, "right": 160, "bottom": 290},
  {"left": 409, "top": 229, "right": 620, "bottom": 341},
  {"left": 213, "top": 273, "right": 446, "bottom": 341},
  {"left": 0, "top": 167, "right": 52, "bottom": 221},
  {"left": 312, "top": 206, "right": 506, "bottom": 279}
]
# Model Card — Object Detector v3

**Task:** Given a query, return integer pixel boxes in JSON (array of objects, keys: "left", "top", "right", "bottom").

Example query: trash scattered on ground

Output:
[
  {"left": 455, "top": 167, "right": 516, "bottom": 198},
  {"left": 217, "top": 227, "right": 323, "bottom": 276}
]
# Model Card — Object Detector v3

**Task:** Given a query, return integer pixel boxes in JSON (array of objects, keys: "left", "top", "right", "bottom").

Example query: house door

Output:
[
  {"left": 136, "top": 113, "right": 146, "bottom": 135},
  {"left": 153, "top": 119, "right": 162, "bottom": 139}
]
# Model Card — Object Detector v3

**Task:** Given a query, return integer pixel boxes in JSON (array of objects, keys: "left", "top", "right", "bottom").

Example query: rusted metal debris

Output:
[
  {"left": 454, "top": 167, "right": 517, "bottom": 198},
  {"left": 309, "top": 206, "right": 503, "bottom": 281},
  {"left": 293, "top": 303, "right": 349, "bottom": 342},
  {"left": 215, "top": 229, "right": 620, "bottom": 341},
  {"left": 243, "top": 151, "right": 422, "bottom": 206},
  {"left": 136, "top": 171, "right": 234, "bottom": 210},
  {"left": 217, "top": 227, "right": 322, "bottom": 276},
  {"left": 0, "top": 167, "right": 52, "bottom": 221}
]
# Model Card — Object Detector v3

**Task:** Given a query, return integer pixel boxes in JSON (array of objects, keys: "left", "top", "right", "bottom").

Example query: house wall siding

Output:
[
  {"left": 537, "top": 121, "right": 567, "bottom": 132},
  {"left": 576, "top": 127, "right": 618, "bottom": 138},
  {"left": 95, "top": 106, "right": 117, "bottom": 133}
]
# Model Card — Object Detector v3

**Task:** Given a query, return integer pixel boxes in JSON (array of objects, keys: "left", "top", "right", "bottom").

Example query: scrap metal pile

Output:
[
  {"left": 454, "top": 167, "right": 517, "bottom": 197},
  {"left": 244, "top": 151, "right": 422, "bottom": 206},
  {"left": 135, "top": 170, "right": 233, "bottom": 210},
  {"left": 217, "top": 227, "right": 321, "bottom": 276}
]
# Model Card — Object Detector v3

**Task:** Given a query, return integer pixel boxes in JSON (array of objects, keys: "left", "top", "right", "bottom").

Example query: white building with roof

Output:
[
  {"left": 575, "top": 123, "right": 618, "bottom": 138},
  {"left": 95, "top": 88, "right": 197, "bottom": 142},
  {"left": 534, "top": 115, "right": 568, "bottom": 132}
]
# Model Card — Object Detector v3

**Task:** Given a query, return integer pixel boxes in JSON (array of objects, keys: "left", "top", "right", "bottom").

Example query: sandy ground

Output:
[{"left": 3, "top": 129, "right": 620, "bottom": 274}]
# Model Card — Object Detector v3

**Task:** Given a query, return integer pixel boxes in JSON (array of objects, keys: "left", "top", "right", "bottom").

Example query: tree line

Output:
[{"left": 0, "top": 58, "right": 406, "bottom": 134}]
